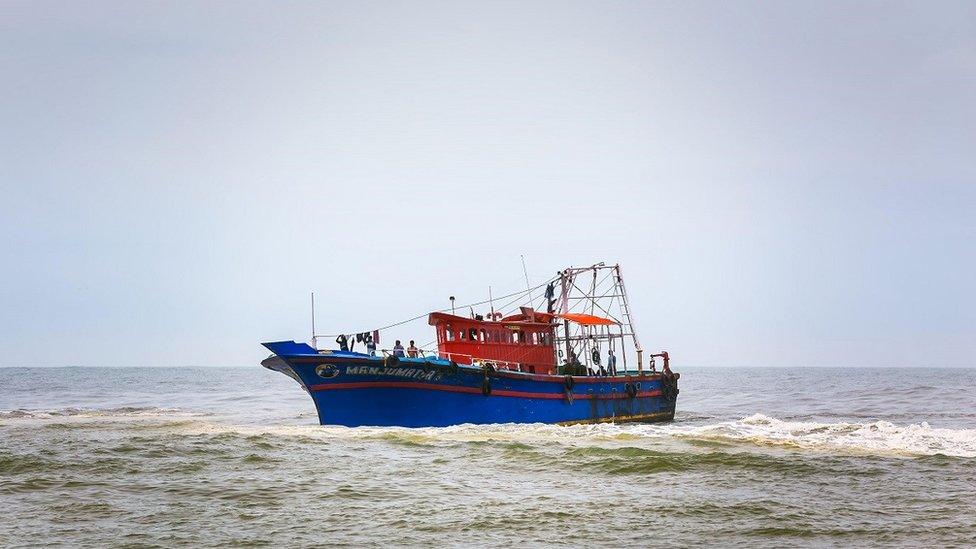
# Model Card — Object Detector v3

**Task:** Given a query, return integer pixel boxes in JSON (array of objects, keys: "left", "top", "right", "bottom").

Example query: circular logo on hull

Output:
[{"left": 315, "top": 364, "right": 339, "bottom": 379}]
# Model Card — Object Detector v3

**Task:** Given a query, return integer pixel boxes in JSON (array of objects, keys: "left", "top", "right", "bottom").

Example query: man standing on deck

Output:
[
  {"left": 407, "top": 340, "right": 419, "bottom": 358},
  {"left": 608, "top": 349, "right": 617, "bottom": 376},
  {"left": 393, "top": 340, "right": 405, "bottom": 357}
]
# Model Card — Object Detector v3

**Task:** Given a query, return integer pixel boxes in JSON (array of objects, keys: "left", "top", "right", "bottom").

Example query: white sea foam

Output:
[
  {"left": 3, "top": 407, "right": 974, "bottom": 458},
  {"left": 646, "top": 413, "right": 976, "bottom": 458},
  {"left": 0, "top": 406, "right": 192, "bottom": 420},
  {"left": 157, "top": 415, "right": 976, "bottom": 458}
]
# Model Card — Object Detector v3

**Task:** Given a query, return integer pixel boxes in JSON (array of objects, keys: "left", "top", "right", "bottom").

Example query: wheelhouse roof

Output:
[
  {"left": 428, "top": 311, "right": 616, "bottom": 327},
  {"left": 428, "top": 311, "right": 555, "bottom": 327}
]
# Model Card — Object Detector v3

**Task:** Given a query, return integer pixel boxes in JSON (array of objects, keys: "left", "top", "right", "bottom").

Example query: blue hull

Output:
[{"left": 262, "top": 341, "right": 678, "bottom": 427}]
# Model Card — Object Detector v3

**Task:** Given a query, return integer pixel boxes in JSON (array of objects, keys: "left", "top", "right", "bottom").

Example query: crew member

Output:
[
  {"left": 407, "top": 340, "right": 419, "bottom": 358},
  {"left": 366, "top": 335, "right": 377, "bottom": 356},
  {"left": 393, "top": 340, "right": 405, "bottom": 357},
  {"left": 608, "top": 349, "right": 617, "bottom": 376}
]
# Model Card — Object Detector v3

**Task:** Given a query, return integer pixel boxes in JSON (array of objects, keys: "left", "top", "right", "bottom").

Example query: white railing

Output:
[
  {"left": 433, "top": 351, "right": 524, "bottom": 372},
  {"left": 373, "top": 348, "right": 529, "bottom": 373}
]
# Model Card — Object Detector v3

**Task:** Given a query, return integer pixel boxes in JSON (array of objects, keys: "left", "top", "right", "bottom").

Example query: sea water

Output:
[{"left": 1, "top": 366, "right": 974, "bottom": 547}]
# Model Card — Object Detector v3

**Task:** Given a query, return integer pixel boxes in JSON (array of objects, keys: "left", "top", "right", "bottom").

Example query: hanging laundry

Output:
[{"left": 373, "top": 330, "right": 380, "bottom": 345}]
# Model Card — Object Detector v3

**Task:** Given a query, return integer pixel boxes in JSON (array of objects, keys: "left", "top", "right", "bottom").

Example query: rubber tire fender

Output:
[
  {"left": 386, "top": 355, "right": 399, "bottom": 368},
  {"left": 626, "top": 382, "right": 637, "bottom": 398},
  {"left": 481, "top": 376, "right": 492, "bottom": 396},
  {"left": 666, "top": 376, "right": 679, "bottom": 401}
]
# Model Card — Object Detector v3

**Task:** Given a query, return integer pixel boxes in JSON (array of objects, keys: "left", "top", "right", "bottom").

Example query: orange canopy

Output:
[{"left": 555, "top": 313, "right": 617, "bottom": 326}]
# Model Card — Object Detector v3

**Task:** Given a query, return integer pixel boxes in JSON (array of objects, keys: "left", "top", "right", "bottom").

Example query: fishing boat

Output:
[{"left": 261, "top": 263, "right": 679, "bottom": 427}]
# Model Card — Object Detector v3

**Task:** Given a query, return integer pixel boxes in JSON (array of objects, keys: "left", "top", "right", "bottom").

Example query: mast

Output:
[
  {"left": 614, "top": 264, "right": 643, "bottom": 374},
  {"left": 521, "top": 255, "right": 533, "bottom": 304},
  {"left": 551, "top": 263, "right": 645, "bottom": 375},
  {"left": 310, "top": 291, "right": 317, "bottom": 350},
  {"left": 559, "top": 269, "right": 572, "bottom": 365}
]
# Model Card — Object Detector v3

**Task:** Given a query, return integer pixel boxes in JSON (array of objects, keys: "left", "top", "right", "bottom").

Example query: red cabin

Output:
[{"left": 428, "top": 307, "right": 557, "bottom": 374}]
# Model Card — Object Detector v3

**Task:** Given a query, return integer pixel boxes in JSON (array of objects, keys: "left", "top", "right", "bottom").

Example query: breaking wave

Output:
[
  {"left": 3, "top": 407, "right": 973, "bottom": 458},
  {"left": 656, "top": 413, "right": 976, "bottom": 458},
  {"left": 0, "top": 406, "right": 191, "bottom": 420},
  {"left": 228, "top": 414, "right": 975, "bottom": 458}
]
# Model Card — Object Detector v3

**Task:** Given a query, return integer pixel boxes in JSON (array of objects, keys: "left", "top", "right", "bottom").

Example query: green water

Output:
[{"left": 1, "top": 367, "right": 974, "bottom": 547}]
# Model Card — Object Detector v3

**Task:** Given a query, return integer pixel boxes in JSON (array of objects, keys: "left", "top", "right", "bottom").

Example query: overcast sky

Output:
[{"left": 1, "top": 1, "right": 973, "bottom": 367}]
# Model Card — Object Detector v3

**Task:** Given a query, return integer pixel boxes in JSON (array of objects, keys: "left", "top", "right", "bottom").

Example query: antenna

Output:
[
  {"left": 489, "top": 286, "right": 495, "bottom": 319},
  {"left": 310, "top": 292, "right": 317, "bottom": 350},
  {"left": 520, "top": 255, "right": 533, "bottom": 305}
]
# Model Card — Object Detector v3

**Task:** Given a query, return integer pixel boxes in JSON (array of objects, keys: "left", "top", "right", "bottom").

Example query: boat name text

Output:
[{"left": 345, "top": 365, "right": 443, "bottom": 381}]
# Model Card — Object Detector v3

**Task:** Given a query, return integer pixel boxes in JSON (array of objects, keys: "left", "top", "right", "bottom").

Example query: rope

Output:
[{"left": 314, "top": 275, "right": 558, "bottom": 338}]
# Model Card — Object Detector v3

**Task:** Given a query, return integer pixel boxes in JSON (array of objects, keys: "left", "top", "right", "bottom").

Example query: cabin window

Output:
[
  {"left": 445, "top": 325, "right": 454, "bottom": 342},
  {"left": 480, "top": 329, "right": 487, "bottom": 343},
  {"left": 469, "top": 328, "right": 478, "bottom": 341}
]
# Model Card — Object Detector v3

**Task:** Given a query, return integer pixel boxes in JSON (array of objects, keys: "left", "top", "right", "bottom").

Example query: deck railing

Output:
[{"left": 372, "top": 348, "right": 533, "bottom": 373}]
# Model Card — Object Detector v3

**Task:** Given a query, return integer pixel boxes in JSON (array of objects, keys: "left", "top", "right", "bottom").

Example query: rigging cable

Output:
[{"left": 313, "top": 275, "right": 559, "bottom": 338}]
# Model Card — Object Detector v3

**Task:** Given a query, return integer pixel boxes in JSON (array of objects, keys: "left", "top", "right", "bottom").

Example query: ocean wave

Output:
[
  {"left": 203, "top": 415, "right": 976, "bottom": 458},
  {"left": 656, "top": 414, "right": 976, "bottom": 458},
  {"left": 4, "top": 407, "right": 973, "bottom": 458},
  {"left": 0, "top": 406, "right": 190, "bottom": 420}
]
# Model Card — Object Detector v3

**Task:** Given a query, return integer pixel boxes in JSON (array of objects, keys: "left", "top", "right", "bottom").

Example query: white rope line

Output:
[{"left": 314, "top": 276, "right": 558, "bottom": 338}]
